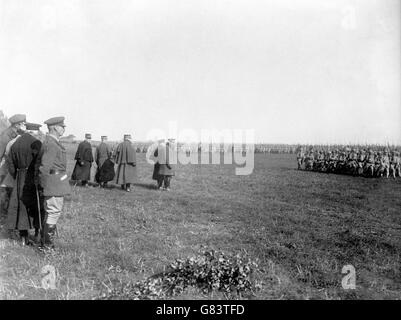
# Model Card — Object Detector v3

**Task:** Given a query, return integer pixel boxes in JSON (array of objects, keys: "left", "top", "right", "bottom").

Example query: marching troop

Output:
[
  {"left": 0, "top": 114, "right": 176, "bottom": 252},
  {"left": 296, "top": 147, "right": 401, "bottom": 178}
]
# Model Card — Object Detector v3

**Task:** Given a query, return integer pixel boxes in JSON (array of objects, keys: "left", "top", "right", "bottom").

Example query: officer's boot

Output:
[
  {"left": 19, "top": 230, "right": 29, "bottom": 246},
  {"left": 157, "top": 178, "right": 163, "bottom": 190},
  {"left": 34, "top": 228, "right": 41, "bottom": 243},
  {"left": 41, "top": 224, "right": 56, "bottom": 251},
  {"left": 164, "top": 177, "right": 171, "bottom": 191}
]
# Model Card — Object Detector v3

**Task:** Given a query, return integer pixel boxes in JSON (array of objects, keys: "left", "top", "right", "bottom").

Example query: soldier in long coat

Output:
[
  {"left": 296, "top": 147, "right": 305, "bottom": 170},
  {"left": 0, "top": 114, "right": 27, "bottom": 215},
  {"left": 72, "top": 133, "right": 93, "bottom": 187},
  {"left": 6, "top": 123, "right": 42, "bottom": 245},
  {"left": 95, "top": 136, "right": 115, "bottom": 187},
  {"left": 1, "top": 134, "right": 22, "bottom": 189},
  {"left": 114, "top": 134, "right": 137, "bottom": 192},
  {"left": 37, "top": 117, "right": 71, "bottom": 251},
  {"left": 155, "top": 138, "right": 176, "bottom": 191},
  {"left": 152, "top": 139, "right": 164, "bottom": 186}
]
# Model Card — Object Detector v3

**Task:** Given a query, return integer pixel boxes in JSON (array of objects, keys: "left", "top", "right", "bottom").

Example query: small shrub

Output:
[{"left": 97, "top": 248, "right": 260, "bottom": 300}]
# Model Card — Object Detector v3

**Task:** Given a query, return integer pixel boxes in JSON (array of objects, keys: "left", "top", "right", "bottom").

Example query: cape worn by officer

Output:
[
  {"left": 95, "top": 136, "right": 115, "bottom": 187},
  {"left": 152, "top": 139, "right": 165, "bottom": 184},
  {"left": 6, "top": 123, "right": 42, "bottom": 245},
  {"left": 72, "top": 133, "right": 93, "bottom": 187},
  {"left": 154, "top": 138, "right": 176, "bottom": 191},
  {"left": 114, "top": 134, "right": 137, "bottom": 192},
  {"left": 37, "top": 117, "right": 71, "bottom": 251},
  {"left": 0, "top": 114, "right": 27, "bottom": 215}
]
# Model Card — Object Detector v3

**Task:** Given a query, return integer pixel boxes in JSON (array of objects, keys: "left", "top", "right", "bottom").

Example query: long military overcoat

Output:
[
  {"left": 6, "top": 133, "right": 42, "bottom": 230},
  {"left": 114, "top": 140, "right": 137, "bottom": 184},
  {"left": 72, "top": 140, "right": 93, "bottom": 181},
  {"left": 157, "top": 142, "right": 176, "bottom": 176}
]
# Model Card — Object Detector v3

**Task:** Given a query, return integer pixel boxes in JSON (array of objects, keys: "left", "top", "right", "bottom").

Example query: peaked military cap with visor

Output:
[
  {"left": 9, "top": 114, "right": 26, "bottom": 125},
  {"left": 44, "top": 117, "right": 66, "bottom": 127}
]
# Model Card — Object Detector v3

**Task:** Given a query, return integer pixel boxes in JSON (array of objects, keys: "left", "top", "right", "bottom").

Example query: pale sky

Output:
[{"left": 0, "top": 0, "right": 400, "bottom": 144}]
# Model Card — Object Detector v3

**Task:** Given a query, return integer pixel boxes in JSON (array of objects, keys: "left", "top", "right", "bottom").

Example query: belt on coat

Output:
[{"left": 50, "top": 169, "right": 66, "bottom": 175}]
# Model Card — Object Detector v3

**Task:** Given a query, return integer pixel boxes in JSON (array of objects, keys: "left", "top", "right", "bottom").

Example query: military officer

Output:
[
  {"left": 346, "top": 149, "right": 358, "bottom": 175},
  {"left": 152, "top": 139, "right": 165, "bottom": 188},
  {"left": 156, "top": 138, "right": 176, "bottom": 191},
  {"left": 296, "top": 147, "right": 305, "bottom": 170},
  {"left": 95, "top": 136, "right": 114, "bottom": 188},
  {"left": 114, "top": 134, "right": 137, "bottom": 192},
  {"left": 72, "top": 133, "right": 93, "bottom": 187},
  {"left": 6, "top": 122, "right": 42, "bottom": 245},
  {"left": 390, "top": 151, "right": 400, "bottom": 178},
  {"left": 380, "top": 151, "right": 390, "bottom": 178},
  {"left": 364, "top": 150, "right": 375, "bottom": 177},
  {"left": 0, "top": 114, "right": 27, "bottom": 215},
  {"left": 357, "top": 149, "right": 366, "bottom": 176},
  {"left": 36, "top": 117, "right": 71, "bottom": 251}
]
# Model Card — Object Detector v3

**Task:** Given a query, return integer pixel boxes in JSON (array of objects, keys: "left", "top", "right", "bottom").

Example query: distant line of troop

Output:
[{"left": 296, "top": 147, "right": 401, "bottom": 178}]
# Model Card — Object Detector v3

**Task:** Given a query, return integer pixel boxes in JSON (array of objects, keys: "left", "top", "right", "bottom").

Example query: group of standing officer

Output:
[
  {"left": 71, "top": 134, "right": 176, "bottom": 192},
  {"left": 152, "top": 138, "right": 176, "bottom": 191},
  {"left": 0, "top": 115, "right": 69, "bottom": 251},
  {"left": 70, "top": 133, "right": 138, "bottom": 192},
  {"left": 0, "top": 114, "right": 177, "bottom": 251}
]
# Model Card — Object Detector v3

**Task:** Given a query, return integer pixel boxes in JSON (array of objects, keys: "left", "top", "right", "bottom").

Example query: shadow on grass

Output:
[
  {"left": 69, "top": 180, "right": 159, "bottom": 191},
  {"left": 132, "top": 182, "right": 159, "bottom": 190}
]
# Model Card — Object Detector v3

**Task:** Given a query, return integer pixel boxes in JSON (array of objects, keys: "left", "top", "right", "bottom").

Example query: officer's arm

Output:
[
  {"left": 6, "top": 154, "right": 16, "bottom": 179},
  {"left": 0, "top": 136, "right": 7, "bottom": 160}
]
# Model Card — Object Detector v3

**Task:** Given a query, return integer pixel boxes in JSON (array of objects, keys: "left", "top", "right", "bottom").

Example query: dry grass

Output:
[{"left": 0, "top": 149, "right": 400, "bottom": 300}]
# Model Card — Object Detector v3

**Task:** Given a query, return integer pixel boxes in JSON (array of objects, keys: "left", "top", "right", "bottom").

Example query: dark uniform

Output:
[
  {"left": 6, "top": 127, "right": 42, "bottom": 245},
  {"left": 37, "top": 117, "right": 70, "bottom": 250},
  {"left": 115, "top": 135, "right": 137, "bottom": 192},
  {"left": 95, "top": 136, "right": 115, "bottom": 187},
  {"left": 0, "top": 114, "right": 25, "bottom": 215},
  {"left": 154, "top": 139, "right": 176, "bottom": 190},
  {"left": 152, "top": 139, "right": 164, "bottom": 185},
  {"left": 72, "top": 134, "right": 93, "bottom": 186}
]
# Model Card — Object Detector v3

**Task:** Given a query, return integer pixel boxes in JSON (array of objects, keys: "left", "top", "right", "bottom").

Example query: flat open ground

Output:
[{"left": 0, "top": 148, "right": 400, "bottom": 300}]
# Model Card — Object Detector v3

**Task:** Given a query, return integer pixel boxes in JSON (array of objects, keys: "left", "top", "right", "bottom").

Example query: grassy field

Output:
[{"left": 0, "top": 145, "right": 400, "bottom": 300}]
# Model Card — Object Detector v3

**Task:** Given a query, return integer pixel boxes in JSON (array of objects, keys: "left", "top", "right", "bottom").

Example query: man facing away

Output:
[
  {"left": 6, "top": 122, "right": 42, "bottom": 245},
  {"left": 36, "top": 117, "right": 71, "bottom": 251},
  {"left": 95, "top": 135, "right": 115, "bottom": 188},
  {"left": 72, "top": 133, "right": 93, "bottom": 187},
  {"left": 0, "top": 114, "right": 27, "bottom": 215},
  {"left": 114, "top": 134, "right": 137, "bottom": 192},
  {"left": 155, "top": 138, "right": 176, "bottom": 191},
  {"left": 152, "top": 139, "right": 165, "bottom": 188}
]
